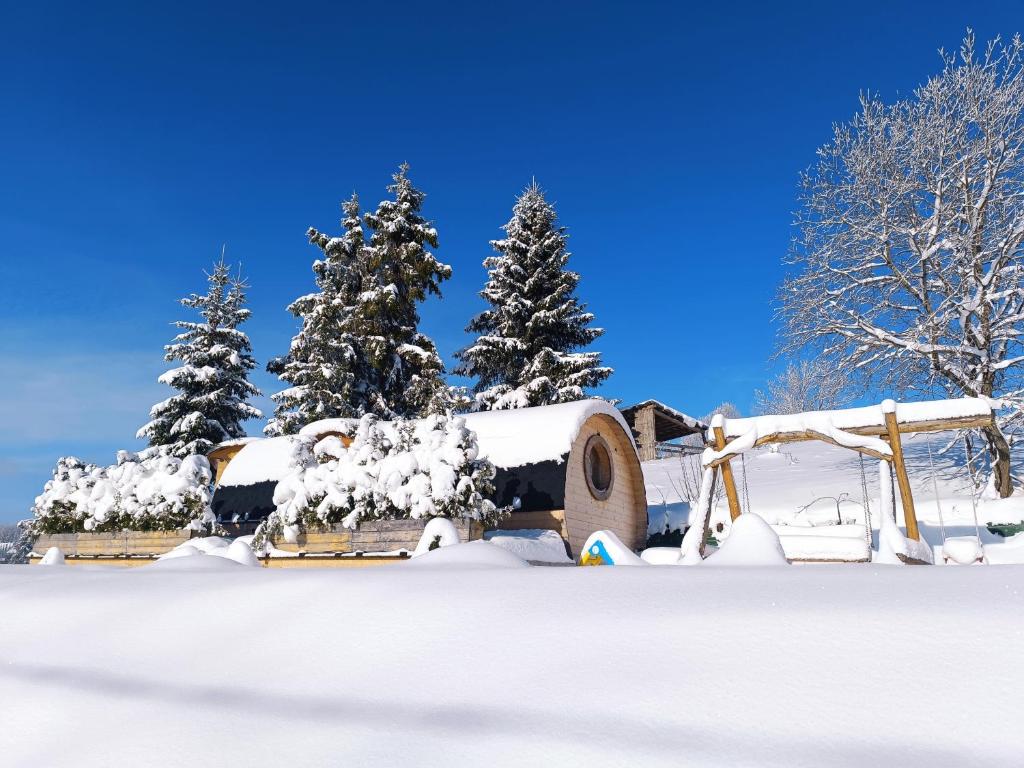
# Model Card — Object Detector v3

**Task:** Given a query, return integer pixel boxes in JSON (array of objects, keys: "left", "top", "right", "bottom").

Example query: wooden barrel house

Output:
[{"left": 212, "top": 400, "right": 648, "bottom": 559}]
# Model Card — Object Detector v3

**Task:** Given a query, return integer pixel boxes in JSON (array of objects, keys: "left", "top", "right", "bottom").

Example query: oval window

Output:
[{"left": 584, "top": 434, "right": 614, "bottom": 501}]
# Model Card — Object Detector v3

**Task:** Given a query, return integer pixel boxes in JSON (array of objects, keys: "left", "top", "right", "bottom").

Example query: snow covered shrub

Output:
[
  {"left": 252, "top": 414, "right": 506, "bottom": 551},
  {"left": 29, "top": 449, "right": 216, "bottom": 535}
]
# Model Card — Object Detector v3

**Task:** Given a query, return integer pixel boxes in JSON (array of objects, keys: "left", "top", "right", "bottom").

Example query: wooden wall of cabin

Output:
[{"left": 562, "top": 414, "right": 648, "bottom": 556}]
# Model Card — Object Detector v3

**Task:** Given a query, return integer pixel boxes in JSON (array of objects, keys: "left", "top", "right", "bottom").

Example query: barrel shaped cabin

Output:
[{"left": 210, "top": 400, "right": 648, "bottom": 557}]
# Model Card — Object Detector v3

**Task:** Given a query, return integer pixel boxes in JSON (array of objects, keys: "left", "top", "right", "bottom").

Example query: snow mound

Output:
[
  {"left": 148, "top": 553, "right": 252, "bottom": 571},
  {"left": 413, "top": 517, "right": 462, "bottom": 556},
  {"left": 188, "top": 536, "right": 233, "bottom": 554},
  {"left": 39, "top": 547, "right": 65, "bottom": 566},
  {"left": 404, "top": 540, "right": 529, "bottom": 569},
  {"left": 579, "top": 530, "right": 646, "bottom": 566},
  {"left": 155, "top": 537, "right": 261, "bottom": 567},
  {"left": 159, "top": 543, "right": 201, "bottom": 560},
  {"left": 223, "top": 539, "right": 261, "bottom": 566},
  {"left": 703, "top": 514, "right": 789, "bottom": 566},
  {"left": 640, "top": 547, "right": 683, "bottom": 565},
  {"left": 484, "top": 529, "right": 572, "bottom": 564}
]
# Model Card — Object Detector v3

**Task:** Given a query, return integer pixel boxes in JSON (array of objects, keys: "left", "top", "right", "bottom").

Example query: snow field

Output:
[{"left": 0, "top": 561, "right": 1021, "bottom": 767}]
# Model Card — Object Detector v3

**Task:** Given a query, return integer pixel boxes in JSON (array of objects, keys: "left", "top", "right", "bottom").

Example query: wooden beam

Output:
[
  {"left": 883, "top": 407, "right": 920, "bottom": 541},
  {"left": 713, "top": 422, "right": 742, "bottom": 521},
  {"left": 634, "top": 404, "right": 658, "bottom": 462},
  {"left": 698, "top": 468, "right": 718, "bottom": 559},
  {"left": 705, "top": 429, "right": 892, "bottom": 469},
  {"left": 719, "top": 414, "right": 993, "bottom": 445}
]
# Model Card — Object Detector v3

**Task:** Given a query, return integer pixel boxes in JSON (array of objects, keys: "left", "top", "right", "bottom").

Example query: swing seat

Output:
[
  {"left": 942, "top": 536, "right": 985, "bottom": 565},
  {"left": 772, "top": 524, "right": 872, "bottom": 563}
]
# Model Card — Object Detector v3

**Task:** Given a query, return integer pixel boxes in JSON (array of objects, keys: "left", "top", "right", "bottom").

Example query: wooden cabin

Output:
[
  {"left": 211, "top": 400, "right": 648, "bottom": 558},
  {"left": 619, "top": 400, "right": 706, "bottom": 461}
]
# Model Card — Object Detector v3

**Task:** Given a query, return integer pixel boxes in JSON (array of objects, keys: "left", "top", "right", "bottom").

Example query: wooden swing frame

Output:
[{"left": 699, "top": 399, "right": 995, "bottom": 559}]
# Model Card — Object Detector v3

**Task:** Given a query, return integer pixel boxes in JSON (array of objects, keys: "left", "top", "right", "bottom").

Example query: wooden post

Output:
[
  {"left": 635, "top": 404, "right": 658, "bottom": 462},
  {"left": 711, "top": 416, "right": 742, "bottom": 521},
  {"left": 882, "top": 400, "right": 920, "bottom": 541},
  {"left": 699, "top": 467, "right": 718, "bottom": 558}
]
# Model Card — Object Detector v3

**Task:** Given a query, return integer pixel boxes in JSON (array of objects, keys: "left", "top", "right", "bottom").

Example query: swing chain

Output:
[
  {"left": 740, "top": 452, "right": 751, "bottom": 514},
  {"left": 858, "top": 453, "right": 873, "bottom": 551}
]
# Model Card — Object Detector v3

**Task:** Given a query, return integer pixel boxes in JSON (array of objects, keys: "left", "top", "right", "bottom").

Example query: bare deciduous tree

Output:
[
  {"left": 780, "top": 31, "right": 1024, "bottom": 497},
  {"left": 753, "top": 359, "right": 850, "bottom": 415}
]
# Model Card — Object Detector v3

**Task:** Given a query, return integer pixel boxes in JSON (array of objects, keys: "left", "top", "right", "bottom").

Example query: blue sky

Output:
[{"left": 0, "top": 1, "right": 1018, "bottom": 521}]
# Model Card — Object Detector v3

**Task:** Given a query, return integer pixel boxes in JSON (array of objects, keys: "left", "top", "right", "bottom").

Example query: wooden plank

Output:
[
  {"left": 706, "top": 429, "right": 891, "bottom": 468},
  {"left": 722, "top": 414, "right": 993, "bottom": 443},
  {"left": 884, "top": 409, "right": 920, "bottom": 541},
  {"left": 713, "top": 423, "right": 742, "bottom": 521}
]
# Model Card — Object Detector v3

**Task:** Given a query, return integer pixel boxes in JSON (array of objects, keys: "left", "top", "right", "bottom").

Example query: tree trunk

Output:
[{"left": 982, "top": 424, "right": 1014, "bottom": 498}]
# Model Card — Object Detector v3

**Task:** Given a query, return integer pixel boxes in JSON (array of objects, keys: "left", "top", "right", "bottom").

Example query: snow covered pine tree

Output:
[
  {"left": 780, "top": 32, "right": 1024, "bottom": 496},
  {"left": 360, "top": 164, "right": 453, "bottom": 417},
  {"left": 267, "top": 166, "right": 452, "bottom": 431},
  {"left": 455, "top": 181, "right": 611, "bottom": 409},
  {"left": 138, "top": 258, "right": 262, "bottom": 457},
  {"left": 265, "top": 194, "right": 366, "bottom": 435}
]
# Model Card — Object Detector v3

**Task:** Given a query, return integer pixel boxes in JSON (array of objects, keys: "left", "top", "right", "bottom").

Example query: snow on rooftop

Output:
[
  {"left": 212, "top": 437, "right": 261, "bottom": 450},
  {"left": 218, "top": 436, "right": 301, "bottom": 487},
  {"left": 229, "top": 400, "right": 634, "bottom": 488},
  {"left": 622, "top": 399, "right": 705, "bottom": 430},
  {"left": 714, "top": 397, "right": 993, "bottom": 441},
  {"left": 298, "top": 418, "right": 359, "bottom": 437},
  {"left": 460, "top": 399, "right": 635, "bottom": 468}
]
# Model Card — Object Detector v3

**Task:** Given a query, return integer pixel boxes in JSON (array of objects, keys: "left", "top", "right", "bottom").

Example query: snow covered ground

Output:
[{"left": 2, "top": 555, "right": 1022, "bottom": 766}]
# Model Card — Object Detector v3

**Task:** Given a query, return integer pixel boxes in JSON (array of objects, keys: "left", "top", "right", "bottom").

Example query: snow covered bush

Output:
[
  {"left": 29, "top": 449, "right": 216, "bottom": 535},
  {"left": 252, "top": 414, "right": 506, "bottom": 551}
]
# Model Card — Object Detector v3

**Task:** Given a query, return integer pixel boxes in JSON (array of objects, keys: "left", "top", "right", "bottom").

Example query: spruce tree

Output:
[
  {"left": 138, "top": 258, "right": 262, "bottom": 456},
  {"left": 359, "top": 163, "right": 452, "bottom": 417},
  {"left": 265, "top": 194, "right": 366, "bottom": 435},
  {"left": 455, "top": 181, "right": 611, "bottom": 409}
]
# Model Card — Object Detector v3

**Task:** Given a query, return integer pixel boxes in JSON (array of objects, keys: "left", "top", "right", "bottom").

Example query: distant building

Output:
[{"left": 619, "top": 400, "right": 706, "bottom": 461}]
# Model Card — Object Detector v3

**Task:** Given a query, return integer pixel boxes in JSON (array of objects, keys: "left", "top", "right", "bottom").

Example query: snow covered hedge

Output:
[
  {"left": 253, "top": 413, "right": 507, "bottom": 550},
  {"left": 29, "top": 449, "right": 216, "bottom": 535}
]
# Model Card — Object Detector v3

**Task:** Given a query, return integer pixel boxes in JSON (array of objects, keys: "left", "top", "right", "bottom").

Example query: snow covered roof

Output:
[
  {"left": 219, "top": 401, "right": 635, "bottom": 491},
  {"left": 714, "top": 397, "right": 995, "bottom": 442},
  {"left": 461, "top": 399, "right": 634, "bottom": 469},
  {"left": 218, "top": 436, "right": 301, "bottom": 487},
  {"left": 619, "top": 400, "right": 706, "bottom": 440},
  {"left": 210, "top": 437, "right": 261, "bottom": 452},
  {"left": 298, "top": 418, "right": 359, "bottom": 437},
  {"left": 296, "top": 400, "right": 635, "bottom": 472}
]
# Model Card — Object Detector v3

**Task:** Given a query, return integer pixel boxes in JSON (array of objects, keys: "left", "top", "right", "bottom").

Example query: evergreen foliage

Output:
[
  {"left": 267, "top": 165, "right": 452, "bottom": 432},
  {"left": 454, "top": 181, "right": 611, "bottom": 409},
  {"left": 252, "top": 413, "right": 505, "bottom": 553},
  {"left": 29, "top": 450, "right": 216, "bottom": 534},
  {"left": 139, "top": 258, "right": 261, "bottom": 456},
  {"left": 360, "top": 164, "right": 452, "bottom": 417},
  {"left": 265, "top": 194, "right": 366, "bottom": 435}
]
